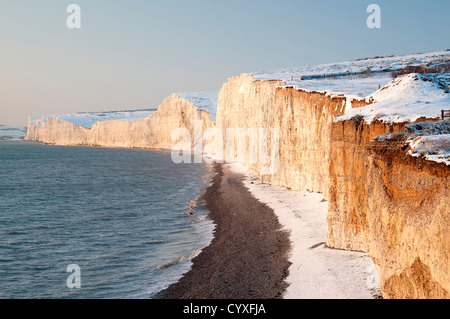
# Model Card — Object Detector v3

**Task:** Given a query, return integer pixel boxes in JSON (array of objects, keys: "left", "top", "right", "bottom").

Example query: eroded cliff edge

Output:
[{"left": 366, "top": 141, "right": 449, "bottom": 298}]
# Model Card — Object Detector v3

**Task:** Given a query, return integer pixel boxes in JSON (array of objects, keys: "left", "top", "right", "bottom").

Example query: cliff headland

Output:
[{"left": 26, "top": 50, "right": 450, "bottom": 299}]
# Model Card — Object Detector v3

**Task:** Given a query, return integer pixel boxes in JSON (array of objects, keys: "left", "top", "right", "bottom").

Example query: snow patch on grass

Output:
[
  {"left": 374, "top": 121, "right": 450, "bottom": 166},
  {"left": 337, "top": 73, "right": 450, "bottom": 124},
  {"left": 408, "top": 135, "right": 450, "bottom": 165}
]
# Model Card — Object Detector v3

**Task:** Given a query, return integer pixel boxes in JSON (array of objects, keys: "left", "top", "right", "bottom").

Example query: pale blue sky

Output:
[{"left": 1, "top": 0, "right": 449, "bottom": 126}]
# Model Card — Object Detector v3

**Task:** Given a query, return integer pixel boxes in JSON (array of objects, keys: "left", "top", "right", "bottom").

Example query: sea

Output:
[{"left": 0, "top": 140, "right": 215, "bottom": 299}]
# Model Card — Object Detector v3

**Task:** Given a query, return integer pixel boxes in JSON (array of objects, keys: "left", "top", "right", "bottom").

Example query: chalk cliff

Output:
[
  {"left": 26, "top": 94, "right": 216, "bottom": 150},
  {"left": 25, "top": 50, "right": 450, "bottom": 299},
  {"left": 365, "top": 142, "right": 449, "bottom": 298},
  {"left": 327, "top": 120, "right": 407, "bottom": 252},
  {"left": 213, "top": 69, "right": 448, "bottom": 298},
  {"left": 215, "top": 74, "right": 368, "bottom": 196}
]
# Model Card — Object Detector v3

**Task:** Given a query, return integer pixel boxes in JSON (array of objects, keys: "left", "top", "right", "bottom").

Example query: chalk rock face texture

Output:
[
  {"left": 365, "top": 143, "right": 449, "bottom": 299},
  {"left": 216, "top": 74, "right": 448, "bottom": 299},
  {"left": 25, "top": 117, "right": 89, "bottom": 145},
  {"left": 216, "top": 74, "right": 358, "bottom": 196},
  {"left": 327, "top": 120, "right": 407, "bottom": 252},
  {"left": 25, "top": 94, "right": 215, "bottom": 150}
]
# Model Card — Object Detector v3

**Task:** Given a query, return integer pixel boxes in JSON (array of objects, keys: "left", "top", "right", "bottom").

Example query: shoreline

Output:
[
  {"left": 156, "top": 161, "right": 382, "bottom": 299},
  {"left": 156, "top": 163, "right": 291, "bottom": 299}
]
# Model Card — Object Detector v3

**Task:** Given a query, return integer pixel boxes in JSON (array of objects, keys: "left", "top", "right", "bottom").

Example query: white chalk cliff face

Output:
[
  {"left": 26, "top": 93, "right": 217, "bottom": 150},
  {"left": 25, "top": 50, "right": 450, "bottom": 299},
  {"left": 215, "top": 74, "right": 364, "bottom": 196}
]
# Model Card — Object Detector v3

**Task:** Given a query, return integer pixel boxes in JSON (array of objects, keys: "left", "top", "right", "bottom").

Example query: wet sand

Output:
[{"left": 157, "top": 163, "right": 291, "bottom": 299}]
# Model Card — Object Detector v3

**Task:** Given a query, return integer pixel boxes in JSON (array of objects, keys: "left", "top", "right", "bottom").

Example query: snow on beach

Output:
[{"left": 227, "top": 162, "right": 382, "bottom": 299}]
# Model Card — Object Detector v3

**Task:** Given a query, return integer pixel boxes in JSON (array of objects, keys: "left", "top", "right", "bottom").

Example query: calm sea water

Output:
[{"left": 0, "top": 140, "right": 214, "bottom": 299}]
